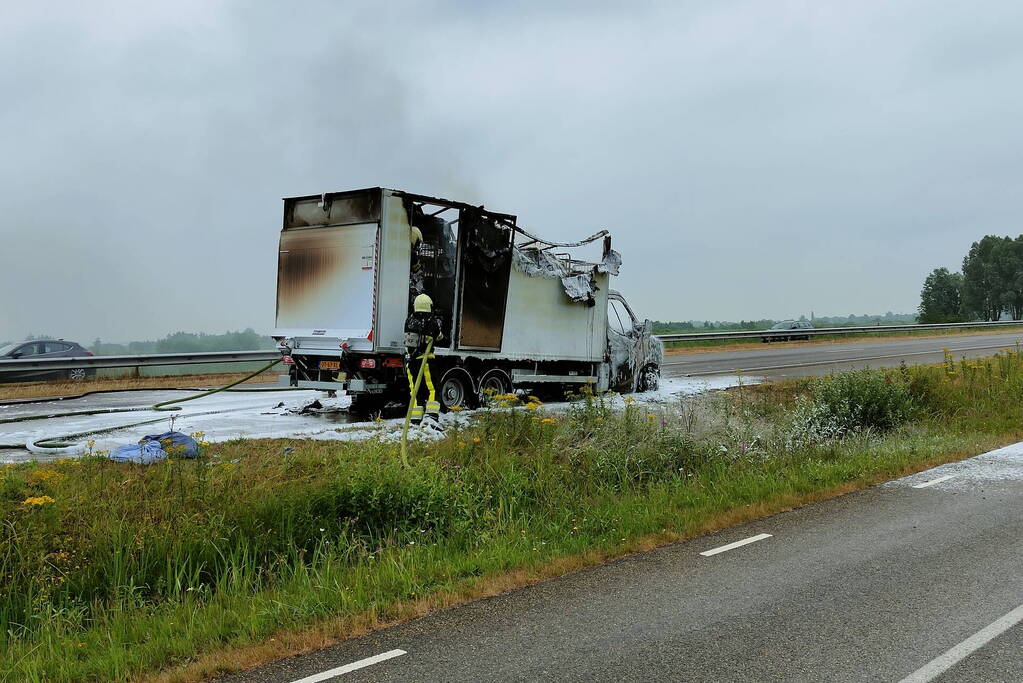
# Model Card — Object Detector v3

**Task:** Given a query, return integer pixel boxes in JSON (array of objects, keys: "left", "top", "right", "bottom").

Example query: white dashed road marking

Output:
[
  {"left": 700, "top": 533, "right": 772, "bottom": 557},
  {"left": 289, "top": 649, "right": 407, "bottom": 683},
  {"left": 899, "top": 603, "right": 1023, "bottom": 682},
  {"left": 912, "top": 474, "right": 957, "bottom": 489}
]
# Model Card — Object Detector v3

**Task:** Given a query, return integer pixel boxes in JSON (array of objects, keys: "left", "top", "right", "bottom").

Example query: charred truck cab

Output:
[{"left": 272, "top": 188, "right": 662, "bottom": 413}]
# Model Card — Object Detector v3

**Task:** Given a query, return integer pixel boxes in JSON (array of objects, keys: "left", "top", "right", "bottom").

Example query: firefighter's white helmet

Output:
[{"left": 413, "top": 293, "right": 433, "bottom": 313}]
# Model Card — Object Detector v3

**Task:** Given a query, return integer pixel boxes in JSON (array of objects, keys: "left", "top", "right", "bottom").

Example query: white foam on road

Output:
[
  {"left": 886, "top": 442, "right": 1023, "bottom": 490},
  {"left": 0, "top": 375, "right": 756, "bottom": 463}
]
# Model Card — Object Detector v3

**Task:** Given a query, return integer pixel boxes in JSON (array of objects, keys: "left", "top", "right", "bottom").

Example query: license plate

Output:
[{"left": 319, "top": 360, "right": 341, "bottom": 370}]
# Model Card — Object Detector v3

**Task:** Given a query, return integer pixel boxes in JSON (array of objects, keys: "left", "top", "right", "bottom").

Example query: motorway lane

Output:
[
  {"left": 0, "top": 389, "right": 199, "bottom": 419},
  {"left": 224, "top": 444, "right": 1023, "bottom": 683},
  {"left": 663, "top": 331, "right": 1023, "bottom": 378}
]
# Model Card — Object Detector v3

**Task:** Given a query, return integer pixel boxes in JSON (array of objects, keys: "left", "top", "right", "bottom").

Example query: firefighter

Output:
[{"left": 404, "top": 292, "right": 443, "bottom": 424}]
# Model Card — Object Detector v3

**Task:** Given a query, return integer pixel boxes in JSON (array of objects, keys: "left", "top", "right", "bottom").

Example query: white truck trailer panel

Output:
[
  {"left": 500, "top": 266, "right": 608, "bottom": 362},
  {"left": 374, "top": 193, "right": 415, "bottom": 353},
  {"left": 275, "top": 223, "right": 377, "bottom": 346}
]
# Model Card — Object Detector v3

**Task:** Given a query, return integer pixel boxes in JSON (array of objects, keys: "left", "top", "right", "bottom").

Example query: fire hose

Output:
[
  {"left": 0, "top": 359, "right": 291, "bottom": 455},
  {"left": 400, "top": 337, "right": 435, "bottom": 466}
]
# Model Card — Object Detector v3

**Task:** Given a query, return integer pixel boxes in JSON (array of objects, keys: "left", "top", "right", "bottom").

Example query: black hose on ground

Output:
[
  {"left": 150, "top": 360, "right": 285, "bottom": 410},
  {"left": 0, "top": 360, "right": 295, "bottom": 455},
  {"left": 1, "top": 365, "right": 296, "bottom": 408},
  {"left": 0, "top": 360, "right": 288, "bottom": 425}
]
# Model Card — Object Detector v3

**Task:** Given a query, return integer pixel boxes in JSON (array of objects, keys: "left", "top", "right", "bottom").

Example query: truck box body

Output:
[
  {"left": 502, "top": 262, "right": 608, "bottom": 362},
  {"left": 273, "top": 188, "right": 661, "bottom": 408}
]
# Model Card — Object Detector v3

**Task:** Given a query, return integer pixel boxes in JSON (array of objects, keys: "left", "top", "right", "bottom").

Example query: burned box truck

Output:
[{"left": 272, "top": 188, "right": 662, "bottom": 413}]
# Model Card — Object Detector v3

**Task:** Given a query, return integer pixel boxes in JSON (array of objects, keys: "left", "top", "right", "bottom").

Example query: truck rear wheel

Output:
[
  {"left": 438, "top": 368, "right": 473, "bottom": 411},
  {"left": 478, "top": 368, "right": 512, "bottom": 401}
]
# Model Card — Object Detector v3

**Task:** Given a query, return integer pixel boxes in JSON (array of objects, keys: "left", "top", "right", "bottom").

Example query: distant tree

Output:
[
  {"left": 997, "top": 236, "right": 1023, "bottom": 320},
  {"left": 962, "top": 236, "right": 1007, "bottom": 320},
  {"left": 918, "top": 268, "right": 963, "bottom": 323}
]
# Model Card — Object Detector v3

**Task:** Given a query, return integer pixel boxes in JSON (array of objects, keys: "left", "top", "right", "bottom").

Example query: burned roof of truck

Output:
[
  {"left": 280, "top": 187, "right": 616, "bottom": 270},
  {"left": 282, "top": 187, "right": 518, "bottom": 230}
]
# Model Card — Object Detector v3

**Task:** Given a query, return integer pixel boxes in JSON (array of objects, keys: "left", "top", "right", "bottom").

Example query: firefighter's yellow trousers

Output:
[{"left": 405, "top": 347, "right": 439, "bottom": 422}]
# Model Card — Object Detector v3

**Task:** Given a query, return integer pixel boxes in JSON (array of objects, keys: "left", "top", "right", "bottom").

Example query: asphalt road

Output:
[
  {"left": 662, "top": 330, "right": 1023, "bottom": 378},
  {"left": 224, "top": 444, "right": 1023, "bottom": 683}
]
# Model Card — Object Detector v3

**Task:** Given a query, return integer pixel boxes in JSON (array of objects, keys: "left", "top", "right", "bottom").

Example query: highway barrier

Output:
[
  {"left": 656, "top": 320, "right": 1023, "bottom": 343},
  {"left": 0, "top": 350, "right": 278, "bottom": 374},
  {"left": 2, "top": 320, "right": 1023, "bottom": 374}
]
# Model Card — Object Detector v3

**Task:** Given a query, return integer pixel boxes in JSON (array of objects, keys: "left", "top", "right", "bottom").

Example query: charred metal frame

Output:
[{"left": 396, "top": 191, "right": 518, "bottom": 353}]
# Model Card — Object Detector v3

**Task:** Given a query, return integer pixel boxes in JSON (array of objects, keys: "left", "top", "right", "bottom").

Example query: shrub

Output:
[{"left": 787, "top": 369, "right": 916, "bottom": 445}]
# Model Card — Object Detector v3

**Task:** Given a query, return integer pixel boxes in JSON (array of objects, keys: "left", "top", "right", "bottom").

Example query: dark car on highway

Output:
[
  {"left": 0, "top": 340, "right": 96, "bottom": 382},
  {"left": 762, "top": 320, "right": 813, "bottom": 342}
]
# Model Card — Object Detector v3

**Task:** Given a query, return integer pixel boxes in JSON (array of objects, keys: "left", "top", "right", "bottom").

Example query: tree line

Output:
[
  {"left": 653, "top": 311, "right": 915, "bottom": 334},
  {"left": 2, "top": 329, "right": 275, "bottom": 354},
  {"left": 919, "top": 235, "right": 1023, "bottom": 323},
  {"left": 91, "top": 328, "right": 275, "bottom": 355}
]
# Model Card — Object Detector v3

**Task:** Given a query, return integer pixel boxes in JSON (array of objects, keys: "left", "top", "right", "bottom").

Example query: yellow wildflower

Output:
[
  {"left": 449, "top": 405, "right": 464, "bottom": 412},
  {"left": 540, "top": 417, "right": 557, "bottom": 425},
  {"left": 472, "top": 437, "right": 482, "bottom": 443},
  {"left": 28, "top": 469, "right": 64, "bottom": 486},
  {"left": 22, "top": 496, "right": 56, "bottom": 507}
]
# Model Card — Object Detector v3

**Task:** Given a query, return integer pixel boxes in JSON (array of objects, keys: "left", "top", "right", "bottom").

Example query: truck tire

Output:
[
  {"left": 637, "top": 365, "right": 659, "bottom": 392},
  {"left": 438, "top": 368, "right": 473, "bottom": 411},
  {"left": 478, "top": 368, "right": 512, "bottom": 401}
]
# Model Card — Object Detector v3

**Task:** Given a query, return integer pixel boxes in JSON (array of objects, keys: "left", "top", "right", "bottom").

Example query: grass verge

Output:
[
  {"left": 2, "top": 353, "right": 1023, "bottom": 681},
  {"left": 663, "top": 324, "right": 1023, "bottom": 355}
]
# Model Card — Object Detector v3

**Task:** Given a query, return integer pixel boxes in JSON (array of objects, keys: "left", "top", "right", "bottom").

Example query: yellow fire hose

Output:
[{"left": 400, "top": 337, "right": 434, "bottom": 467}]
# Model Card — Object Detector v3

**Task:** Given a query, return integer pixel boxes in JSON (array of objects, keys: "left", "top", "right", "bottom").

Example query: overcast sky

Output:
[{"left": 3, "top": 0, "right": 1023, "bottom": 343}]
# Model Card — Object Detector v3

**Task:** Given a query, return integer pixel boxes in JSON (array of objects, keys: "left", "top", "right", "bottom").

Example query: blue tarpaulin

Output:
[
  {"left": 142, "top": 431, "right": 200, "bottom": 458},
  {"left": 108, "top": 431, "right": 200, "bottom": 464}
]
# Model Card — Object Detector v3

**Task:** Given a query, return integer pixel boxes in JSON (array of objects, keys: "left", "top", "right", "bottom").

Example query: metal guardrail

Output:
[
  {"left": 656, "top": 320, "right": 1023, "bottom": 342},
  {"left": 1, "top": 320, "right": 1022, "bottom": 374},
  {"left": 0, "top": 350, "right": 279, "bottom": 373}
]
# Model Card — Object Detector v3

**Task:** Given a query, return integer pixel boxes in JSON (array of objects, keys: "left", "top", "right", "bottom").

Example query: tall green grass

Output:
[{"left": 2, "top": 354, "right": 1023, "bottom": 681}]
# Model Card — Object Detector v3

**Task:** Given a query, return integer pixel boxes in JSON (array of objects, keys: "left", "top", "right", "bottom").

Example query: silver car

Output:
[{"left": 762, "top": 320, "right": 813, "bottom": 343}]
